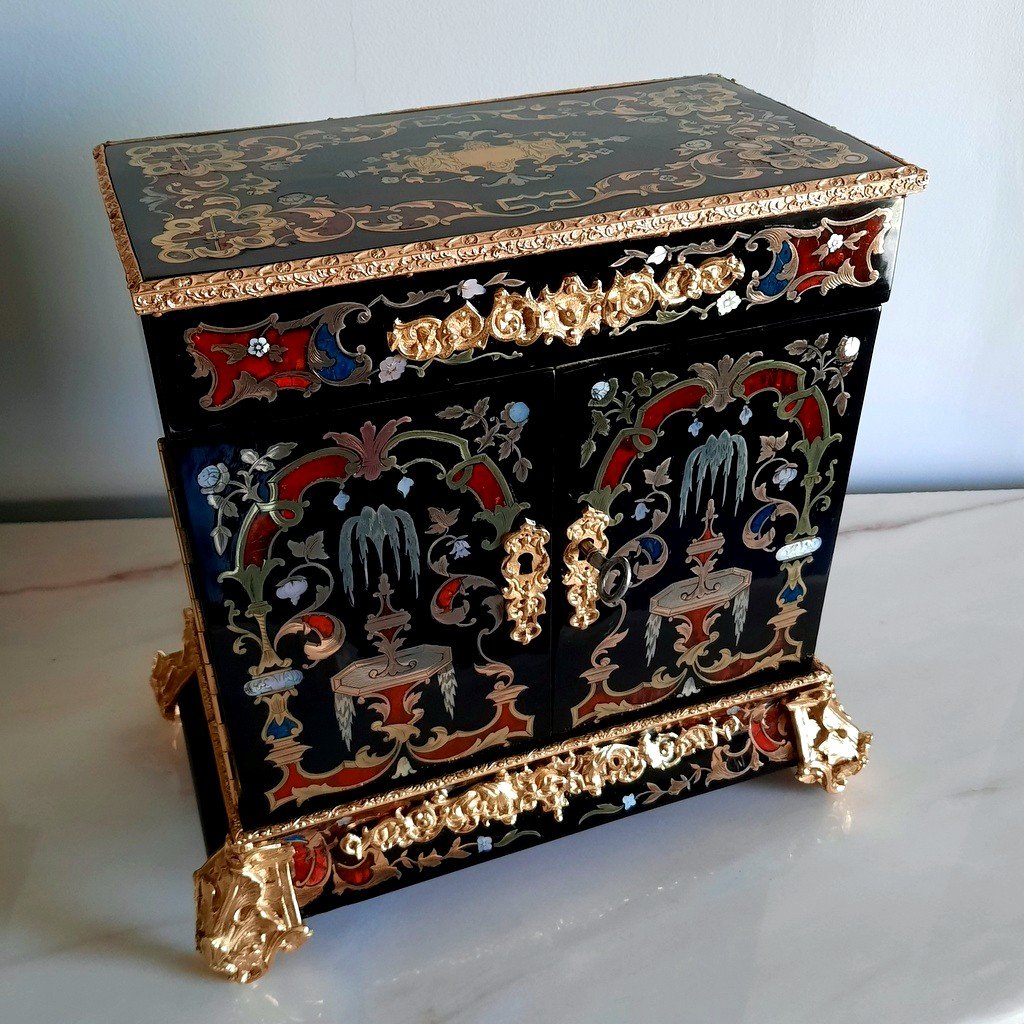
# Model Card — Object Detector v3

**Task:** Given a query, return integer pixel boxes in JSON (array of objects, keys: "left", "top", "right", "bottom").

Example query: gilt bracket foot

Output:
[
  {"left": 786, "top": 682, "right": 872, "bottom": 793},
  {"left": 194, "top": 842, "right": 310, "bottom": 983},
  {"left": 150, "top": 607, "right": 200, "bottom": 720}
]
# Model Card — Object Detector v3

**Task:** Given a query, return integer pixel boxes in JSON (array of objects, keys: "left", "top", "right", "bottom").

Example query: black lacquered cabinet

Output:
[{"left": 95, "top": 75, "right": 925, "bottom": 981}]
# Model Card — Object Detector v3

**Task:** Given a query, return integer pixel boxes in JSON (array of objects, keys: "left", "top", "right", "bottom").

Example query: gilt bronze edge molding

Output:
[
  {"left": 239, "top": 659, "right": 834, "bottom": 846},
  {"left": 102, "top": 164, "right": 926, "bottom": 317},
  {"left": 93, "top": 144, "right": 145, "bottom": 296}
]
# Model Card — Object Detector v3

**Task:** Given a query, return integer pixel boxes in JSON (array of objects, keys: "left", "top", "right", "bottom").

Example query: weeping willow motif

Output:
[
  {"left": 680, "top": 430, "right": 748, "bottom": 523},
  {"left": 645, "top": 611, "right": 664, "bottom": 666},
  {"left": 339, "top": 505, "right": 421, "bottom": 599},
  {"left": 335, "top": 693, "right": 356, "bottom": 747},
  {"left": 438, "top": 664, "right": 458, "bottom": 716},
  {"left": 731, "top": 586, "right": 749, "bottom": 642}
]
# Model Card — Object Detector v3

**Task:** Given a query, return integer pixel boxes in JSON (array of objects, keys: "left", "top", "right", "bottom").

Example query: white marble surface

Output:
[{"left": 2, "top": 490, "right": 1022, "bottom": 1023}]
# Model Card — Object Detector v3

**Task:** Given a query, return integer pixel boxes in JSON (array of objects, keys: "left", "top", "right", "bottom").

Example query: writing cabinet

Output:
[{"left": 95, "top": 75, "right": 925, "bottom": 980}]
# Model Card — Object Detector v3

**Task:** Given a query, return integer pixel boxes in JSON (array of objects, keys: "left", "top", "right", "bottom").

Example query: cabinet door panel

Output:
[
  {"left": 552, "top": 309, "right": 878, "bottom": 734},
  {"left": 164, "top": 371, "right": 554, "bottom": 831}
]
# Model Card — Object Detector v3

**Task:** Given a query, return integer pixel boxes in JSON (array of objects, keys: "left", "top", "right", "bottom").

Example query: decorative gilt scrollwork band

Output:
[
  {"left": 341, "top": 713, "right": 742, "bottom": 860},
  {"left": 243, "top": 664, "right": 834, "bottom": 845},
  {"left": 501, "top": 519, "right": 551, "bottom": 644},
  {"left": 563, "top": 506, "right": 613, "bottom": 629},
  {"left": 332, "top": 670, "right": 873, "bottom": 866},
  {"left": 388, "top": 255, "right": 744, "bottom": 361},
  {"left": 194, "top": 842, "right": 310, "bottom": 983}
]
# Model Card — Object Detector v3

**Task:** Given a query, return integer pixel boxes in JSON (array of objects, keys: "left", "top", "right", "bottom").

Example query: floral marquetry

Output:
[{"left": 133, "top": 204, "right": 900, "bottom": 433}]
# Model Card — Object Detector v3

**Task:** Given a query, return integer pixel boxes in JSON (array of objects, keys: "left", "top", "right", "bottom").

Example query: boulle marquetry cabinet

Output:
[{"left": 94, "top": 75, "right": 925, "bottom": 981}]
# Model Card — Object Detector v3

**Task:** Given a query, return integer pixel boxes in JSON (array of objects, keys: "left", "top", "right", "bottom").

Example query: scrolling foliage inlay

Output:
[
  {"left": 112, "top": 78, "right": 882, "bottom": 270},
  {"left": 177, "top": 207, "right": 893, "bottom": 414}
]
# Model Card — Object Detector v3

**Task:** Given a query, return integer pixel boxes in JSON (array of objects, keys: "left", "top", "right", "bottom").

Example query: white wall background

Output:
[{"left": 1, "top": 0, "right": 1021, "bottom": 519}]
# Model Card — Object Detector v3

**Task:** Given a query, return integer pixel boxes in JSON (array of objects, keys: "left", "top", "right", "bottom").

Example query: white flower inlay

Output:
[
  {"left": 458, "top": 278, "right": 486, "bottom": 299},
  {"left": 378, "top": 355, "right": 407, "bottom": 382},
  {"left": 826, "top": 232, "right": 844, "bottom": 253},
  {"left": 275, "top": 577, "right": 308, "bottom": 605},
  {"left": 646, "top": 245, "right": 669, "bottom": 266},
  {"left": 247, "top": 336, "right": 271, "bottom": 358},
  {"left": 716, "top": 290, "right": 741, "bottom": 315},
  {"left": 838, "top": 335, "right": 861, "bottom": 361},
  {"left": 773, "top": 465, "right": 798, "bottom": 489}
]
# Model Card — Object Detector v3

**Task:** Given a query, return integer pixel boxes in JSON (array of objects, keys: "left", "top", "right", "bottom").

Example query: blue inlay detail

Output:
[
  {"left": 750, "top": 505, "right": 775, "bottom": 534},
  {"left": 267, "top": 717, "right": 298, "bottom": 739},
  {"left": 508, "top": 401, "right": 530, "bottom": 424},
  {"left": 781, "top": 584, "right": 805, "bottom": 604},
  {"left": 638, "top": 536, "right": 664, "bottom": 560},
  {"left": 312, "top": 323, "right": 357, "bottom": 382},
  {"left": 754, "top": 243, "right": 794, "bottom": 297}
]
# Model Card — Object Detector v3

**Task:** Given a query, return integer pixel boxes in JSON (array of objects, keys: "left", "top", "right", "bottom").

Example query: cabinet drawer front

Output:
[
  {"left": 164, "top": 371, "right": 555, "bottom": 831},
  {"left": 551, "top": 308, "right": 879, "bottom": 733},
  {"left": 144, "top": 202, "right": 901, "bottom": 434}
]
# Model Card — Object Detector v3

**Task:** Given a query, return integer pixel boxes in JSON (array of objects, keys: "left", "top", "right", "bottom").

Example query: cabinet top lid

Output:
[{"left": 95, "top": 75, "right": 925, "bottom": 316}]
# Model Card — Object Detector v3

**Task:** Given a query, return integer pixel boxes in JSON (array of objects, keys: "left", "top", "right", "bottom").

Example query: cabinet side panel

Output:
[{"left": 177, "top": 675, "right": 230, "bottom": 855}]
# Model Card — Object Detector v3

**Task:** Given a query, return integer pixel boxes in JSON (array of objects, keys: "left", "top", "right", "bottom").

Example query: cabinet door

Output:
[
  {"left": 552, "top": 309, "right": 879, "bottom": 734},
  {"left": 165, "top": 371, "right": 554, "bottom": 831}
]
